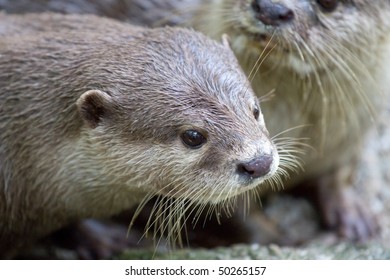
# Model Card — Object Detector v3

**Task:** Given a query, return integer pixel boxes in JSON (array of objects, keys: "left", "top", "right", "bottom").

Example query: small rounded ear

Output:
[
  {"left": 77, "top": 90, "right": 113, "bottom": 129},
  {"left": 221, "top": 33, "right": 231, "bottom": 49}
]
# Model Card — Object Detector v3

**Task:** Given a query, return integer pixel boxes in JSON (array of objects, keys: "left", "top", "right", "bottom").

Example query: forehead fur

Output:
[
  {"left": 88, "top": 28, "right": 261, "bottom": 144},
  {"left": 110, "top": 33, "right": 254, "bottom": 102}
]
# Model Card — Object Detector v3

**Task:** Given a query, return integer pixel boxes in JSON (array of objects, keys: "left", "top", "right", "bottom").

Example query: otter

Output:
[
  {"left": 0, "top": 13, "right": 282, "bottom": 258},
  {"left": 3, "top": 0, "right": 388, "bottom": 243},
  {"left": 8, "top": 0, "right": 387, "bottom": 241},
  {"left": 117, "top": 0, "right": 390, "bottom": 241}
]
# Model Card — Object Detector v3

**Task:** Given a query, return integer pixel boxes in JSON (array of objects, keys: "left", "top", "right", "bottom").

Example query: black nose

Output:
[
  {"left": 237, "top": 154, "right": 273, "bottom": 179},
  {"left": 251, "top": 0, "right": 294, "bottom": 26}
]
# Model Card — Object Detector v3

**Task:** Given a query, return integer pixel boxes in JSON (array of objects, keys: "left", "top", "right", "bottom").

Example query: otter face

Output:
[
  {"left": 228, "top": 0, "right": 390, "bottom": 75},
  {"left": 76, "top": 29, "right": 279, "bottom": 204},
  {"left": 77, "top": 86, "right": 278, "bottom": 205}
]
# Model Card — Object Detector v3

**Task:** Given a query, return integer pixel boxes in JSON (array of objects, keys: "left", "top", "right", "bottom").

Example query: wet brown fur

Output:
[
  {"left": 20, "top": 0, "right": 390, "bottom": 241},
  {"left": 3, "top": 0, "right": 388, "bottom": 242}
]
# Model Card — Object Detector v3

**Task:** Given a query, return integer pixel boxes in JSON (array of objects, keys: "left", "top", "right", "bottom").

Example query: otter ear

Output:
[
  {"left": 77, "top": 90, "right": 113, "bottom": 129},
  {"left": 221, "top": 33, "right": 231, "bottom": 49}
]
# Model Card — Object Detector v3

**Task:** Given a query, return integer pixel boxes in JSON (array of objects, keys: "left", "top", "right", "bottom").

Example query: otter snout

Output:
[
  {"left": 237, "top": 154, "right": 274, "bottom": 179},
  {"left": 251, "top": 0, "right": 294, "bottom": 26}
]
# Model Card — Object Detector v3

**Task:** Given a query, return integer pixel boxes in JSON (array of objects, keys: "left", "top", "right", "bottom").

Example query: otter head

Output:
[
  {"left": 225, "top": 0, "right": 390, "bottom": 75},
  {"left": 76, "top": 28, "right": 279, "bottom": 205}
]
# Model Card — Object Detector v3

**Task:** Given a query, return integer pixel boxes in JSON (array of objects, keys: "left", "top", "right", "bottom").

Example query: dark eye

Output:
[
  {"left": 253, "top": 105, "right": 260, "bottom": 120},
  {"left": 181, "top": 129, "right": 207, "bottom": 149},
  {"left": 317, "top": 0, "right": 338, "bottom": 12}
]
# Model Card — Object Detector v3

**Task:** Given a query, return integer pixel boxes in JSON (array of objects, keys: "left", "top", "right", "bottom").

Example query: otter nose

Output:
[
  {"left": 237, "top": 154, "right": 273, "bottom": 179},
  {"left": 251, "top": 0, "right": 294, "bottom": 26}
]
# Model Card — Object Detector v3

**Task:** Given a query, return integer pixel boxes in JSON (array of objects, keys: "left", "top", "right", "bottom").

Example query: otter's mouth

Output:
[
  {"left": 204, "top": 178, "right": 269, "bottom": 204},
  {"left": 252, "top": 32, "right": 271, "bottom": 42},
  {"left": 240, "top": 28, "right": 288, "bottom": 53},
  {"left": 247, "top": 30, "right": 274, "bottom": 47}
]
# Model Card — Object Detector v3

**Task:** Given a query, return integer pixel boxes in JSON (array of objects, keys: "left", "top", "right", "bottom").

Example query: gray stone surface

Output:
[{"left": 118, "top": 241, "right": 390, "bottom": 260}]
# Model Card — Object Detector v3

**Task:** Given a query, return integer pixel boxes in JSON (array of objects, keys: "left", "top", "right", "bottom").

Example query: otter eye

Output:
[
  {"left": 253, "top": 105, "right": 260, "bottom": 120},
  {"left": 317, "top": 0, "right": 339, "bottom": 12},
  {"left": 181, "top": 130, "right": 207, "bottom": 149}
]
